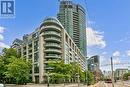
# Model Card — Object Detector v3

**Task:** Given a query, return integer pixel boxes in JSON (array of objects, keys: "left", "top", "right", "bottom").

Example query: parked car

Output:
[
  {"left": 0, "top": 84, "right": 5, "bottom": 87},
  {"left": 105, "top": 79, "right": 112, "bottom": 83}
]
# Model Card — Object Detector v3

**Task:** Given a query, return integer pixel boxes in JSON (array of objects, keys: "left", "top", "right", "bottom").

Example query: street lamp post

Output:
[
  {"left": 121, "top": 70, "right": 124, "bottom": 86},
  {"left": 47, "top": 72, "right": 50, "bottom": 87},
  {"left": 47, "top": 67, "right": 54, "bottom": 87},
  {"left": 63, "top": 78, "right": 65, "bottom": 87},
  {"left": 84, "top": 70, "right": 87, "bottom": 85},
  {"left": 111, "top": 57, "right": 114, "bottom": 87},
  {"left": 76, "top": 73, "right": 80, "bottom": 87},
  {"left": 75, "top": 72, "right": 80, "bottom": 87}
]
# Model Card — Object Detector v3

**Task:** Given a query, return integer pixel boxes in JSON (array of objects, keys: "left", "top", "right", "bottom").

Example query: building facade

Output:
[
  {"left": 57, "top": 0, "right": 87, "bottom": 56},
  {"left": 103, "top": 71, "right": 112, "bottom": 79},
  {"left": 87, "top": 55, "right": 101, "bottom": 81},
  {"left": 115, "top": 68, "right": 128, "bottom": 79},
  {"left": 87, "top": 55, "right": 100, "bottom": 71},
  {"left": 12, "top": 17, "right": 86, "bottom": 83}
]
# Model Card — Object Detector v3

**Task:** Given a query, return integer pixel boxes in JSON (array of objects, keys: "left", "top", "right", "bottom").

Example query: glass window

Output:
[
  {"left": 34, "top": 40, "right": 38, "bottom": 51},
  {"left": 28, "top": 55, "right": 32, "bottom": 60},
  {"left": 69, "top": 39, "right": 71, "bottom": 46},
  {"left": 32, "top": 32, "right": 38, "bottom": 38},
  {"left": 28, "top": 43, "right": 32, "bottom": 49},
  {"left": 34, "top": 52, "right": 39, "bottom": 62},
  {"left": 65, "top": 34, "right": 68, "bottom": 43},
  {"left": 34, "top": 63, "right": 39, "bottom": 73}
]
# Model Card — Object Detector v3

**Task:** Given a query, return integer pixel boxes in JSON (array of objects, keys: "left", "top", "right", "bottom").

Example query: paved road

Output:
[{"left": 97, "top": 81, "right": 130, "bottom": 87}]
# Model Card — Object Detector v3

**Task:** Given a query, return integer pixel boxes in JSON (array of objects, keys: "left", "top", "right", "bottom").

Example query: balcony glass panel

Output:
[{"left": 44, "top": 31, "right": 61, "bottom": 37}]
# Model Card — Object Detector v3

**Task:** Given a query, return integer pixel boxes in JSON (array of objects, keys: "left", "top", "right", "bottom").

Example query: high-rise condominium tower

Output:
[{"left": 57, "top": 0, "right": 86, "bottom": 56}]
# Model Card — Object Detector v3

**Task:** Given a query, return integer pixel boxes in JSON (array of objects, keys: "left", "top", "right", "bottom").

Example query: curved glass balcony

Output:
[
  {"left": 44, "top": 66, "right": 54, "bottom": 70},
  {"left": 45, "top": 55, "right": 61, "bottom": 59},
  {"left": 43, "top": 17, "right": 64, "bottom": 29},
  {"left": 45, "top": 43, "right": 61, "bottom": 48},
  {"left": 41, "top": 26, "right": 61, "bottom": 32},
  {"left": 44, "top": 31, "right": 61, "bottom": 37},
  {"left": 44, "top": 61, "right": 49, "bottom": 64},
  {"left": 44, "top": 49, "right": 62, "bottom": 54},
  {"left": 44, "top": 37, "right": 61, "bottom": 43}
]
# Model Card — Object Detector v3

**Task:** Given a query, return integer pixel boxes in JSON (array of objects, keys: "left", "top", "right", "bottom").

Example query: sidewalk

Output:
[
  {"left": 89, "top": 82, "right": 100, "bottom": 87},
  {"left": 6, "top": 83, "right": 100, "bottom": 87}
]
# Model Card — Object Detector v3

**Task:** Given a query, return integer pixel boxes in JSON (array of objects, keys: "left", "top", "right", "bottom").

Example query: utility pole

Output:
[
  {"left": 111, "top": 57, "right": 114, "bottom": 87},
  {"left": 78, "top": 74, "right": 80, "bottom": 87},
  {"left": 121, "top": 70, "right": 124, "bottom": 86}
]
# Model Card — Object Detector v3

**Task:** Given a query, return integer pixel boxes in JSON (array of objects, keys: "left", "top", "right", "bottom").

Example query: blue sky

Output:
[{"left": 0, "top": 0, "right": 130, "bottom": 71}]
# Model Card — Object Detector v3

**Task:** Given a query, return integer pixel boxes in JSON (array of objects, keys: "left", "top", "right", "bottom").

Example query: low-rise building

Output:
[
  {"left": 115, "top": 68, "right": 128, "bottom": 79},
  {"left": 103, "top": 71, "right": 112, "bottom": 79}
]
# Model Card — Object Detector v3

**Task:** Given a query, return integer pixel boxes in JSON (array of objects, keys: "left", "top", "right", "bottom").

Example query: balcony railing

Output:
[
  {"left": 44, "top": 49, "right": 62, "bottom": 54},
  {"left": 41, "top": 26, "right": 61, "bottom": 32},
  {"left": 44, "top": 31, "right": 61, "bottom": 37},
  {"left": 44, "top": 37, "right": 61, "bottom": 42},
  {"left": 45, "top": 55, "right": 61, "bottom": 59},
  {"left": 45, "top": 43, "right": 61, "bottom": 48}
]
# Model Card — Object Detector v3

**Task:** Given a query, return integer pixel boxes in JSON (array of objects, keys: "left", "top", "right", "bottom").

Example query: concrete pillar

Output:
[
  {"left": 39, "top": 34, "right": 44, "bottom": 83},
  {"left": 32, "top": 41, "right": 35, "bottom": 83}
]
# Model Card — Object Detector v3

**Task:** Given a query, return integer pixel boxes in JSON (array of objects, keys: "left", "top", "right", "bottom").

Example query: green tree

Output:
[
  {"left": 2, "top": 48, "right": 20, "bottom": 58},
  {"left": 86, "top": 71, "right": 95, "bottom": 85},
  {"left": 48, "top": 60, "right": 86, "bottom": 83},
  {"left": 0, "top": 58, "right": 6, "bottom": 83},
  {"left": 5, "top": 56, "right": 31, "bottom": 84},
  {"left": 123, "top": 72, "right": 130, "bottom": 81},
  {"left": 0, "top": 48, "right": 19, "bottom": 83},
  {"left": 70, "top": 62, "right": 85, "bottom": 83},
  {"left": 0, "top": 48, "right": 31, "bottom": 84},
  {"left": 48, "top": 60, "right": 71, "bottom": 83}
]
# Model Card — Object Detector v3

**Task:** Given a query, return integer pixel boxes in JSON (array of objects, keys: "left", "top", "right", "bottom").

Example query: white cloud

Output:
[
  {"left": 0, "top": 26, "right": 9, "bottom": 48},
  {"left": 88, "top": 21, "right": 95, "bottom": 24},
  {"left": 0, "top": 26, "right": 5, "bottom": 41},
  {"left": 101, "top": 57, "right": 121, "bottom": 66},
  {"left": 112, "top": 51, "right": 121, "bottom": 65},
  {"left": 126, "top": 50, "right": 130, "bottom": 57},
  {"left": 113, "top": 51, "right": 120, "bottom": 57},
  {"left": 0, "top": 34, "right": 4, "bottom": 41},
  {"left": 0, "top": 42, "right": 9, "bottom": 48},
  {"left": 113, "top": 57, "right": 121, "bottom": 64},
  {"left": 0, "top": 26, "right": 5, "bottom": 33},
  {"left": 86, "top": 27, "right": 106, "bottom": 48},
  {"left": 100, "top": 56, "right": 106, "bottom": 65},
  {"left": 117, "top": 32, "right": 130, "bottom": 43},
  {"left": 102, "top": 52, "right": 107, "bottom": 55}
]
